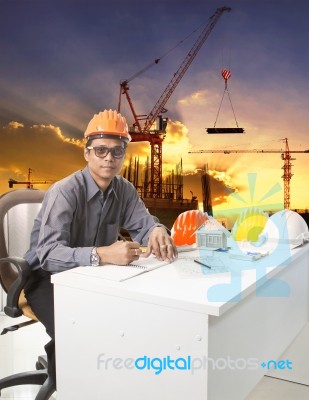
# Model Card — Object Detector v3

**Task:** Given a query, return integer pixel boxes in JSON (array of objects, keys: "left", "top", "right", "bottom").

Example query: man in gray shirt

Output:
[{"left": 24, "top": 109, "right": 177, "bottom": 391}]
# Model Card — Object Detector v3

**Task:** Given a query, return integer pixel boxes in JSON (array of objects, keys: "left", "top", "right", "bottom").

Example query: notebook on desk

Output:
[{"left": 74, "top": 256, "right": 170, "bottom": 282}]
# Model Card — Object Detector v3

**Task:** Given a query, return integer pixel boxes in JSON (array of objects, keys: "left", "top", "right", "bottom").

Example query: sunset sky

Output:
[{"left": 1, "top": 0, "right": 308, "bottom": 221}]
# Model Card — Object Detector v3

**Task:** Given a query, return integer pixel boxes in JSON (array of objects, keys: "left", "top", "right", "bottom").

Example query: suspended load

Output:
[{"left": 206, "top": 68, "right": 244, "bottom": 134}]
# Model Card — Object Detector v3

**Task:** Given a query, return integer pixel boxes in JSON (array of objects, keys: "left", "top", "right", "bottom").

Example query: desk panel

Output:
[{"left": 54, "top": 285, "right": 208, "bottom": 400}]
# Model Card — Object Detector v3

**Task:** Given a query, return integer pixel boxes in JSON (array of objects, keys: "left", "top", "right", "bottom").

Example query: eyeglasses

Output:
[{"left": 87, "top": 145, "right": 125, "bottom": 159}]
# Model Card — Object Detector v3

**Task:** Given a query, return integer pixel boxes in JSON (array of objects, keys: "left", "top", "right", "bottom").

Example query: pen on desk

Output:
[{"left": 194, "top": 259, "right": 211, "bottom": 269}]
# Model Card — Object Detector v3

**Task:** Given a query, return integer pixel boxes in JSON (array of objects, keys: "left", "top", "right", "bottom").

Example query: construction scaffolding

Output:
[
  {"left": 122, "top": 157, "right": 198, "bottom": 228},
  {"left": 122, "top": 158, "right": 185, "bottom": 201},
  {"left": 201, "top": 165, "right": 213, "bottom": 215}
]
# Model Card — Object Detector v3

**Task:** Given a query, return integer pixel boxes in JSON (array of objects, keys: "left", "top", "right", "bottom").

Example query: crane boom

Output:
[
  {"left": 189, "top": 149, "right": 309, "bottom": 154},
  {"left": 119, "top": 6, "right": 231, "bottom": 134},
  {"left": 143, "top": 6, "right": 231, "bottom": 132},
  {"left": 8, "top": 179, "right": 55, "bottom": 188},
  {"left": 8, "top": 168, "right": 55, "bottom": 188}
]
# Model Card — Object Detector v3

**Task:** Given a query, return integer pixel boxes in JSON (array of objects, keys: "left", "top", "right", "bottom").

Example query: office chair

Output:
[{"left": 0, "top": 189, "right": 55, "bottom": 399}]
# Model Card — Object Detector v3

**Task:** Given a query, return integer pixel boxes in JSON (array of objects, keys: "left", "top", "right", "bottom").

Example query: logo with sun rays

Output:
[{"left": 229, "top": 172, "right": 283, "bottom": 242}]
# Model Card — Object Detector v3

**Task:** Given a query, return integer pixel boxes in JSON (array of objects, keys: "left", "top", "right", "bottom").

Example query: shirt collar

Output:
[
  {"left": 110, "top": 178, "right": 119, "bottom": 201},
  {"left": 82, "top": 167, "right": 100, "bottom": 202},
  {"left": 82, "top": 166, "right": 118, "bottom": 202}
]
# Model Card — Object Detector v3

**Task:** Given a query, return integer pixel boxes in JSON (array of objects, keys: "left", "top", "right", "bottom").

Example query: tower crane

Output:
[
  {"left": 8, "top": 168, "right": 55, "bottom": 189},
  {"left": 118, "top": 6, "right": 231, "bottom": 198},
  {"left": 189, "top": 138, "right": 309, "bottom": 209}
]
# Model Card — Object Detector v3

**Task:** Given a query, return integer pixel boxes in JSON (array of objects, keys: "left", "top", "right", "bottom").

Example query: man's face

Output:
[{"left": 84, "top": 137, "right": 126, "bottom": 188}]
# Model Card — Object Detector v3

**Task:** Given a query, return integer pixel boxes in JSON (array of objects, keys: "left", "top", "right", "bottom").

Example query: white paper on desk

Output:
[{"left": 75, "top": 256, "right": 169, "bottom": 282}]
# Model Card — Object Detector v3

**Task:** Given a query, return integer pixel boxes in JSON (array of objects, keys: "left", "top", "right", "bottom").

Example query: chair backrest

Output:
[{"left": 0, "top": 189, "right": 45, "bottom": 299}]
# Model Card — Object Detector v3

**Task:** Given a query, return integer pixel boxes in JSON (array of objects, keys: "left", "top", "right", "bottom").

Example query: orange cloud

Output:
[{"left": 0, "top": 122, "right": 85, "bottom": 194}]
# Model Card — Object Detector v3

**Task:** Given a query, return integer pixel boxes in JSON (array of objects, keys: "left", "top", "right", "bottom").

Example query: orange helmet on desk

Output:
[{"left": 171, "top": 210, "right": 208, "bottom": 246}]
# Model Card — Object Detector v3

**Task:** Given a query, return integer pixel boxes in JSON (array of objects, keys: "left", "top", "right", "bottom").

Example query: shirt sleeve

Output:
[{"left": 35, "top": 186, "right": 92, "bottom": 273}]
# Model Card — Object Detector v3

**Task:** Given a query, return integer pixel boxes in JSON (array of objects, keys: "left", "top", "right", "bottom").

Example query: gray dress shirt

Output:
[{"left": 24, "top": 166, "right": 163, "bottom": 273}]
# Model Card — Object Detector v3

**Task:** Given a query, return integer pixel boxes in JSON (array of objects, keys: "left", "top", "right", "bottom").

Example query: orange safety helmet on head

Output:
[{"left": 84, "top": 109, "right": 132, "bottom": 143}]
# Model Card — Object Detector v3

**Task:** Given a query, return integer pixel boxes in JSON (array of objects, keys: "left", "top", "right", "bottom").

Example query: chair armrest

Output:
[{"left": 0, "top": 256, "right": 31, "bottom": 318}]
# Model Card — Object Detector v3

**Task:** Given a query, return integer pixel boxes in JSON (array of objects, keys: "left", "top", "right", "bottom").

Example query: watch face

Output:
[{"left": 91, "top": 253, "right": 100, "bottom": 266}]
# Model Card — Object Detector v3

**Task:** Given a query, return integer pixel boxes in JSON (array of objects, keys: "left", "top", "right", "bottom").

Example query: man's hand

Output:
[
  {"left": 143, "top": 227, "right": 177, "bottom": 262},
  {"left": 97, "top": 241, "right": 142, "bottom": 266}
]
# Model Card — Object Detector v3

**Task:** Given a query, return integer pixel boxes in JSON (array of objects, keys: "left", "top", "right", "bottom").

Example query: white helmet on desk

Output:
[{"left": 257, "top": 210, "right": 309, "bottom": 249}]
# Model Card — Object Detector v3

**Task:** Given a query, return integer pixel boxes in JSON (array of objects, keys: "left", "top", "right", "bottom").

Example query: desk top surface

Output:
[{"left": 52, "top": 242, "right": 309, "bottom": 317}]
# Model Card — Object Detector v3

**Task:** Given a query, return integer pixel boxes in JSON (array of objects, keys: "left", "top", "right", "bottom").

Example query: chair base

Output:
[
  {"left": 0, "top": 368, "right": 48, "bottom": 391},
  {"left": 35, "top": 376, "right": 56, "bottom": 400},
  {"left": 0, "top": 358, "right": 56, "bottom": 399}
]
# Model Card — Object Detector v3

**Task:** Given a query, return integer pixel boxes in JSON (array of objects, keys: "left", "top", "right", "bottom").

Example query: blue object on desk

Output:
[{"left": 214, "top": 247, "right": 230, "bottom": 253}]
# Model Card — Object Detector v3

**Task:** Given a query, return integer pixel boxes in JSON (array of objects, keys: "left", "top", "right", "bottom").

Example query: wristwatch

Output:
[{"left": 90, "top": 247, "right": 100, "bottom": 266}]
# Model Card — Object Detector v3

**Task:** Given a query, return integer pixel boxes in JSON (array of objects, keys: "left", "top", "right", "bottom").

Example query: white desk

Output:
[{"left": 52, "top": 244, "right": 309, "bottom": 400}]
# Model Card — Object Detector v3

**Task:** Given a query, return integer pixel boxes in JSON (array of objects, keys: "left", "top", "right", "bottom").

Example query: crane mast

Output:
[
  {"left": 189, "top": 138, "right": 309, "bottom": 209},
  {"left": 119, "top": 6, "right": 231, "bottom": 198}
]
